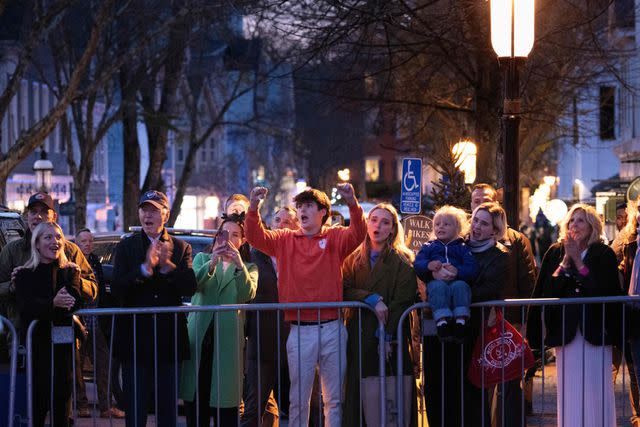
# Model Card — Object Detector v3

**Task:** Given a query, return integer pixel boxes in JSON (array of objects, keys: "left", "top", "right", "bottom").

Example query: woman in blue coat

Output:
[{"left": 180, "top": 214, "right": 258, "bottom": 426}]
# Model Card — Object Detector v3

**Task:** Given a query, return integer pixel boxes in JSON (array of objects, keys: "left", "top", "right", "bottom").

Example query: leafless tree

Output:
[
  {"left": 0, "top": 0, "right": 116, "bottom": 203},
  {"left": 250, "top": 0, "right": 634, "bottom": 189}
]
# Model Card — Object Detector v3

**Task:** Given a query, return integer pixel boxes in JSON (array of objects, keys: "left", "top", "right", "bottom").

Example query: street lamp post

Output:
[
  {"left": 490, "top": 0, "right": 535, "bottom": 227},
  {"left": 33, "top": 148, "right": 53, "bottom": 193}
]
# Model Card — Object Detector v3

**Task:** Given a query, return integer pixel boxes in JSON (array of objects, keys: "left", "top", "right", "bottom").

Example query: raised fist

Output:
[{"left": 336, "top": 183, "right": 356, "bottom": 205}]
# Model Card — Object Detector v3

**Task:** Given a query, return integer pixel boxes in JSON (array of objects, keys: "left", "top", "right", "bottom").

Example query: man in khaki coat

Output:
[{"left": 0, "top": 192, "right": 97, "bottom": 332}]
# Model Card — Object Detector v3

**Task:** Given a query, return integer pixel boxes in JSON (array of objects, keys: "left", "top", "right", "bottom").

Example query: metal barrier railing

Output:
[
  {"left": 24, "top": 301, "right": 387, "bottom": 427},
  {"left": 396, "top": 295, "right": 640, "bottom": 427},
  {"left": 1, "top": 315, "right": 18, "bottom": 427}
]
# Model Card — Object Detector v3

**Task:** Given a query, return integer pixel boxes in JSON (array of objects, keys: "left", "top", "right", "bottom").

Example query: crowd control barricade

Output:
[
  {"left": 25, "top": 301, "right": 387, "bottom": 427},
  {"left": 0, "top": 315, "right": 18, "bottom": 426},
  {"left": 395, "top": 295, "right": 640, "bottom": 427}
]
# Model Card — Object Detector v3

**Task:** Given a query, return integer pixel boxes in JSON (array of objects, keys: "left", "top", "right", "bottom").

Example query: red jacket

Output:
[{"left": 245, "top": 204, "right": 367, "bottom": 321}]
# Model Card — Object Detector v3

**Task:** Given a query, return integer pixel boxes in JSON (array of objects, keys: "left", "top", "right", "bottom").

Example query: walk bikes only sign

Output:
[{"left": 402, "top": 214, "right": 432, "bottom": 255}]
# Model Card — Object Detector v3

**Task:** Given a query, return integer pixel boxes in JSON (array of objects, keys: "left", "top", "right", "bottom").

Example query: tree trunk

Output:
[
  {"left": 73, "top": 146, "right": 97, "bottom": 230},
  {"left": 0, "top": 0, "right": 113, "bottom": 208},
  {"left": 466, "top": 1, "right": 502, "bottom": 185},
  {"left": 141, "top": 2, "right": 190, "bottom": 193},
  {"left": 74, "top": 184, "right": 88, "bottom": 232},
  {"left": 121, "top": 87, "right": 140, "bottom": 230}
]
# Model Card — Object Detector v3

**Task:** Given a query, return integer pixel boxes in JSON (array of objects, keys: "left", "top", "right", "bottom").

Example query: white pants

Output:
[
  {"left": 556, "top": 331, "right": 616, "bottom": 427},
  {"left": 286, "top": 320, "right": 347, "bottom": 427}
]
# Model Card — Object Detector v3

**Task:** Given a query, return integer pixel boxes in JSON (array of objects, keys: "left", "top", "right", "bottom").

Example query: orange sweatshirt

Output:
[{"left": 245, "top": 204, "right": 366, "bottom": 321}]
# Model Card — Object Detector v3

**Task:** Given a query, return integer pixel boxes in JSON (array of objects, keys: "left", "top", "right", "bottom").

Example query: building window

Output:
[
  {"left": 365, "top": 156, "right": 381, "bottom": 182},
  {"left": 252, "top": 165, "right": 265, "bottom": 184},
  {"left": 599, "top": 86, "right": 616, "bottom": 140},
  {"left": 177, "top": 143, "right": 184, "bottom": 162},
  {"left": 614, "top": 0, "right": 634, "bottom": 28}
]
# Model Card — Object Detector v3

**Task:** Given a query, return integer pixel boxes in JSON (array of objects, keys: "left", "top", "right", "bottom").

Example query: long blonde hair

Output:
[
  {"left": 352, "top": 203, "right": 414, "bottom": 267},
  {"left": 558, "top": 203, "right": 604, "bottom": 245},
  {"left": 623, "top": 197, "right": 640, "bottom": 239},
  {"left": 23, "top": 222, "right": 70, "bottom": 270}
]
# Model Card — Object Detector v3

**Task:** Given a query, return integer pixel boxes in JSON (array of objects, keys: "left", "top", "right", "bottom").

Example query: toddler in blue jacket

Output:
[{"left": 414, "top": 205, "right": 478, "bottom": 342}]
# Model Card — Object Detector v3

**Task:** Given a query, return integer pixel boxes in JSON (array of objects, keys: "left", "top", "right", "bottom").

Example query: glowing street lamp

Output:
[
  {"left": 490, "top": 0, "right": 535, "bottom": 227},
  {"left": 452, "top": 140, "right": 477, "bottom": 184},
  {"left": 490, "top": 0, "right": 535, "bottom": 59},
  {"left": 33, "top": 149, "right": 53, "bottom": 193},
  {"left": 337, "top": 168, "right": 350, "bottom": 182}
]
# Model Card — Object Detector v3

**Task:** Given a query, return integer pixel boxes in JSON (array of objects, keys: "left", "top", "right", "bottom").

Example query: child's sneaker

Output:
[
  {"left": 436, "top": 319, "right": 452, "bottom": 342},
  {"left": 453, "top": 318, "right": 468, "bottom": 343}
]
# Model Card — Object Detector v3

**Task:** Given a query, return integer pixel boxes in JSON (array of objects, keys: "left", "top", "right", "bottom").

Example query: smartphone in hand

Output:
[{"left": 215, "top": 229, "right": 229, "bottom": 248}]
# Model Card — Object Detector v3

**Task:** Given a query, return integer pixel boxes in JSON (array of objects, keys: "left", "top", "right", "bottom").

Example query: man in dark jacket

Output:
[
  {"left": 0, "top": 192, "right": 98, "bottom": 331},
  {"left": 112, "top": 190, "right": 196, "bottom": 427},
  {"left": 74, "top": 228, "right": 124, "bottom": 418},
  {"left": 470, "top": 184, "right": 537, "bottom": 426},
  {"left": 242, "top": 207, "right": 298, "bottom": 427}
]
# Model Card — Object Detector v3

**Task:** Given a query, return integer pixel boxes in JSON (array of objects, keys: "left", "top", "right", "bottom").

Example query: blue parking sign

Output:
[{"left": 401, "top": 158, "right": 422, "bottom": 214}]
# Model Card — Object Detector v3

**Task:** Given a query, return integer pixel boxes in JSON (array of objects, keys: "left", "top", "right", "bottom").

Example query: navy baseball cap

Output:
[
  {"left": 27, "top": 192, "right": 54, "bottom": 211},
  {"left": 138, "top": 190, "right": 170, "bottom": 210}
]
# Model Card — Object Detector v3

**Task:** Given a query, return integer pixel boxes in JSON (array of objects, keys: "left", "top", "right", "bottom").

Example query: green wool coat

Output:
[{"left": 179, "top": 252, "right": 258, "bottom": 408}]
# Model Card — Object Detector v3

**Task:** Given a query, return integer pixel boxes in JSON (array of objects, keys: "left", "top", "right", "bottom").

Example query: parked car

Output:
[{"left": 0, "top": 209, "right": 27, "bottom": 249}]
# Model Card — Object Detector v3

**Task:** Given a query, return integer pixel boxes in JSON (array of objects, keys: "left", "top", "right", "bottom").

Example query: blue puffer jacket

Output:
[{"left": 414, "top": 237, "right": 478, "bottom": 282}]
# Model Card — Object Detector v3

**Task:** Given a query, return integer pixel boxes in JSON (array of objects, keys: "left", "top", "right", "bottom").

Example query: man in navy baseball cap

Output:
[
  {"left": 112, "top": 189, "right": 196, "bottom": 425},
  {"left": 138, "top": 190, "right": 170, "bottom": 211}
]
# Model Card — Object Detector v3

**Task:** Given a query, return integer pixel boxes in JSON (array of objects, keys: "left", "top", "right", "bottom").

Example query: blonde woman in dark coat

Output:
[{"left": 342, "top": 203, "right": 417, "bottom": 426}]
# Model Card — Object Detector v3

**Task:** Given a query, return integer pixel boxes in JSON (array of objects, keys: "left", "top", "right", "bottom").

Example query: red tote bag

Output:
[{"left": 467, "top": 309, "right": 535, "bottom": 389}]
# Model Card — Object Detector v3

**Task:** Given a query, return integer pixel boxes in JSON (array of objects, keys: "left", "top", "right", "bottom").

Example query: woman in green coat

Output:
[
  {"left": 342, "top": 203, "right": 418, "bottom": 427},
  {"left": 180, "top": 214, "right": 258, "bottom": 427}
]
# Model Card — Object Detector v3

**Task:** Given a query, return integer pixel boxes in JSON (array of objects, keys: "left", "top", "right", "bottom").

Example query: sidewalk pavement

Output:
[{"left": 47, "top": 362, "right": 640, "bottom": 426}]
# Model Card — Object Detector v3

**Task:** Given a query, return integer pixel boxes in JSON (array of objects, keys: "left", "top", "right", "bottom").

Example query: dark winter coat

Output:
[
  {"left": 245, "top": 249, "right": 289, "bottom": 362},
  {"left": 414, "top": 238, "right": 478, "bottom": 282},
  {"left": 526, "top": 241, "right": 621, "bottom": 350},
  {"left": 342, "top": 247, "right": 417, "bottom": 427},
  {"left": 423, "top": 241, "right": 508, "bottom": 427},
  {"left": 619, "top": 235, "right": 640, "bottom": 339},
  {"left": 501, "top": 227, "right": 537, "bottom": 323},
  {"left": 111, "top": 228, "right": 197, "bottom": 363}
]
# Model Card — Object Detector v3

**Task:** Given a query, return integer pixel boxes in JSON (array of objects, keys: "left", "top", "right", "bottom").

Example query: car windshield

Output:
[{"left": 189, "top": 240, "right": 210, "bottom": 257}]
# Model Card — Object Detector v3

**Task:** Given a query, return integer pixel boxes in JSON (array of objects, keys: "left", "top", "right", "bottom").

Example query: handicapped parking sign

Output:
[{"left": 401, "top": 158, "right": 422, "bottom": 214}]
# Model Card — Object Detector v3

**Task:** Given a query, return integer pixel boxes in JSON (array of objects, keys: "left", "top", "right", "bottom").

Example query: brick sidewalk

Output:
[{"left": 52, "top": 362, "right": 640, "bottom": 426}]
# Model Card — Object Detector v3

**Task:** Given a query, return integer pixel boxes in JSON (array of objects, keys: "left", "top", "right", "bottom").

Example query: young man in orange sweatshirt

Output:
[{"left": 245, "top": 183, "right": 366, "bottom": 427}]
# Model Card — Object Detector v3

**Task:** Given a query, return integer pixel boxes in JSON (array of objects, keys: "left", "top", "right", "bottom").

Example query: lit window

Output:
[{"left": 365, "top": 156, "right": 381, "bottom": 182}]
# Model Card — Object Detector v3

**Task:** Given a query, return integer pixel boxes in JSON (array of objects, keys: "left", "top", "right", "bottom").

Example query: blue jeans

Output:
[{"left": 427, "top": 280, "right": 471, "bottom": 322}]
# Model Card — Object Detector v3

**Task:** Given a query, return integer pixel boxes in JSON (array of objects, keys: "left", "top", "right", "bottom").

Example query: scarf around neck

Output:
[{"left": 467, "top": 238, "right": 496, "bottom": 253}]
